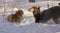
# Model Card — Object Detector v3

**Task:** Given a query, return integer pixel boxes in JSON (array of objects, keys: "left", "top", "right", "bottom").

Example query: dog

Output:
[
  {"left": 7, "top": 10, "right": 24, "bottom": 23},
  {"left": 28, "top": 6, "right": 60, "bottom": 24},
  {"left": 28, "top": 6, "right": 41, "bottom": 23}
]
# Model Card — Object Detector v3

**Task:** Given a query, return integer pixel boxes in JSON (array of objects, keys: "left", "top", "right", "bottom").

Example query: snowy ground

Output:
[
  {"left": 0, "top": 1, "right": 60, "bottom": 33},
  {"left": 0, "top": 14, "right": 60, "bottom": 33}
]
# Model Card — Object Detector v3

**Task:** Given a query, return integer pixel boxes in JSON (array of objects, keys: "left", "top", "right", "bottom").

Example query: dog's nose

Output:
[{"left": 28, "top": 8, "right": 34, "bottom": 12}]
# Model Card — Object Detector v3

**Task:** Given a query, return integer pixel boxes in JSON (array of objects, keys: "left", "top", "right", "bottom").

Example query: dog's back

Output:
[
  {"left": 7, "top": 14, "right": 17, "bottom": 22},
  {"left": 41, "top": 6, "right": 60, "bottom": 23}
]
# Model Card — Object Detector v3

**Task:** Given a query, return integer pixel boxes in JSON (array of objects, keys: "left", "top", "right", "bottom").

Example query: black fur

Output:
[
  {"left": 32, "top": 6, "right": 41, "bottom": 23},
  {"left": 41, "top": 6, "right": 60, "bottom": 24}
]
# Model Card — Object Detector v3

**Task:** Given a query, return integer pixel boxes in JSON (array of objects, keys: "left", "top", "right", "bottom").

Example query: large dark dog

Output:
[
  {"left": 7, "top": 10, "right": 24, "bottom": 23},
  {"left": 28, "top": 6, "right": 60, "bottom": 24}
]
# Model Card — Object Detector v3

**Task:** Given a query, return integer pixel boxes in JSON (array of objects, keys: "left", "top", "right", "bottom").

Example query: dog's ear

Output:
[{"left": 33, "top": 5, "right": 40, "bottom": 9}]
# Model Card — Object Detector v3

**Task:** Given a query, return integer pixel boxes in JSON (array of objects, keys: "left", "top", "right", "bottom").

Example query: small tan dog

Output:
[{"left": 7, "top": 10, "right": 24, "bottom": 23}]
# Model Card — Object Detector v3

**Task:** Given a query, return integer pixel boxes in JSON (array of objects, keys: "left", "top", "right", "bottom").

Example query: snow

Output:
[
  {"left": 0, "top": 18, "right": 60, "bottom": 33},
  {"left": 0, "top": 0, "right": 60, "bottom": 33},
  {"left": 56, "top": 32, "right": 60, "bottom": 33}
]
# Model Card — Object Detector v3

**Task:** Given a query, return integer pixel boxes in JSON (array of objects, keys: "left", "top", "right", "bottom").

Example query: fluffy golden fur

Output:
[{"left": 7, "top": 10, "right": 23, "bottom": 23}]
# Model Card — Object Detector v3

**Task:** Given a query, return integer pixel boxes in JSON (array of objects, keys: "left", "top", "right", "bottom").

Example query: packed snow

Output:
[{"left": 0, "top": 0, "right": 60, "bottom": 33}]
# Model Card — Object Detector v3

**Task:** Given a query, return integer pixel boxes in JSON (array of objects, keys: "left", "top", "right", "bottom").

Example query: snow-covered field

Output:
[
  {"left": 0, "top": 0, "right": 60, "bottom": 33},
  {"left": 0, "top": 14, "right": 60, "bottom": 33}
]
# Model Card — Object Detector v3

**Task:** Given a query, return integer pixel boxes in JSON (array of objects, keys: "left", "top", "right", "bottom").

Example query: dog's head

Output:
[
  {"left": 28, "top": 5, "right": 40, "bottom": 15},
  {"left": 15, "top": 10, "right": 23, "bottom": 16},
  {"left": 28, "top": 6, "right": 40, "bottom": 12}
]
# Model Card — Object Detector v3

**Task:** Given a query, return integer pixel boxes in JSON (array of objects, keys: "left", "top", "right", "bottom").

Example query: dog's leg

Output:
[
  {"left": 35, "top": 18, "right": 40, "bottom": 23},
  {"left": 53, "top": 17, "right": 59, "bottom": 24}
]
